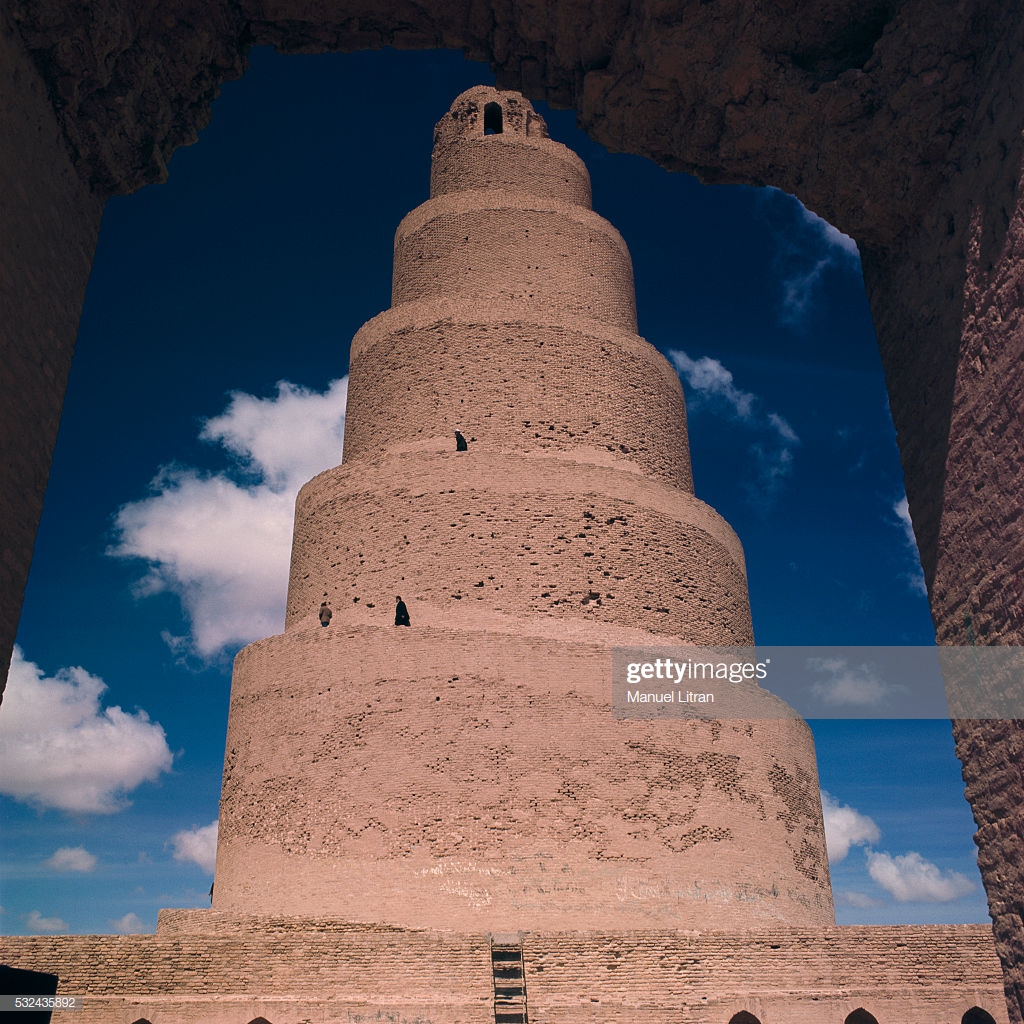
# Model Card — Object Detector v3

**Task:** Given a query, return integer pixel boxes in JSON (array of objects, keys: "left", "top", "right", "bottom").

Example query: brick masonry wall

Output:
[
  {"left": 523, "top": 925, "right": 1009, "bottom": 1024},
  {"left": 0, "top": 924, "right": 494, "bottom": 1024},
  {"left": 392, "top": 195, "right": 637, "bottom": 332},
  {"left": 429, "top": 88, "right": 592, "bottom": 208},
  {"left": 928, "top": 165, "right": 1024, "bottom": 1022},
  {"left": 0, "top": 923, "right": 1007, "bottom": 1024},
  {"left": 213, "top": 624, "right": 831, "bottom": 930},
  {"left": 343, "top": 300, "right": 693, "bottom": 488},
  {"left": 284, "top": 455, "right": 745, "bottom": 639}
]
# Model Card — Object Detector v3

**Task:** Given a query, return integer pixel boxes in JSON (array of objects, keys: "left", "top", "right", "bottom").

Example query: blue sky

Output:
[{"left": 0, "top": 47, "right": 987, "bottom": 935}]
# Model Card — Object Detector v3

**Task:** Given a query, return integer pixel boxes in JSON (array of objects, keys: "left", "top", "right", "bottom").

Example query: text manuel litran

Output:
[{"left": 612, "top": 651, "right": 773, "bottom": 718}]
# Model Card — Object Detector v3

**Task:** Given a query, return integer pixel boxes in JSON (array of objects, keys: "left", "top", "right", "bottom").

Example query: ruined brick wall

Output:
[
  {"left": 858, "top": 115, "right": 1024, "bottom": 1024},
  {"left": 928, "top": 169, "right": 1024, "bottom": 1024},
  {"left": 0, "top": 922, "right": 1008, "bottom": 1024}
]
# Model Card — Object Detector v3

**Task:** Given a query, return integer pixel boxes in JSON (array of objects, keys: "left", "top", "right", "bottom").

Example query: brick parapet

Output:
[{"left": 0, "top": 924, "right": 1006, "bottom": 1024}]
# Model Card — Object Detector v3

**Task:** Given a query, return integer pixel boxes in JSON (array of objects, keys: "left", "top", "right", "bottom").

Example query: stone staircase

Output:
[{"left": 491, "top": 935, "right": 528, "bottom": 1024}]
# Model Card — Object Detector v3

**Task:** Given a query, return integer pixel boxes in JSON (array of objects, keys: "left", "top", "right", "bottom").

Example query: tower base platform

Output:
[{"left": 0, "top": 912, "right": 1008, "bottom": 1024}]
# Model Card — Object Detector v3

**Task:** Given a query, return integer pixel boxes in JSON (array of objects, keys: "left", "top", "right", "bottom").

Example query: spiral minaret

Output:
[{"left": 213, "top": 87, "right": 834, "bottom": 931}]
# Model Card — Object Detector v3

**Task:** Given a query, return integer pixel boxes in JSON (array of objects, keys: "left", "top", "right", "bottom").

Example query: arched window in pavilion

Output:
[
  {"left": 728, "top": 1013, "right": 762, "bottom": 1024},
  {"left": 962, "top": 1008, "right": 997, "bottom": 1024},
  {"left": 484, "top": 102, "right": 503, "bottom": 135},
  {"left": 845, "top": 1010, "right": 880, "bottom": 1024}
]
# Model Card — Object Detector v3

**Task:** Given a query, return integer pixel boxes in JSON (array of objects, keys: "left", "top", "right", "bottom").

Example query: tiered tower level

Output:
[{"left": 214, "top": 87, "right": 834, "bottom": 931}]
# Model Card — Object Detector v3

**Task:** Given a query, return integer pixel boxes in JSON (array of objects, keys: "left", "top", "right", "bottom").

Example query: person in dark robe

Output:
[
  {"left": 319, "top": 601, "right": 332, "bottom": 627},
  {"left": 454, "top": 430, "right": 468, "bottom": 451},
  {"left": 395, "top": 595, "right": 411, "bottom": 626}
]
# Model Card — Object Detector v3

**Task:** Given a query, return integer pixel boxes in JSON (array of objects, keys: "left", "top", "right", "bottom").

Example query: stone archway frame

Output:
[{"left": 2, "top": 1, "right": 1023, "bottom": 1020}]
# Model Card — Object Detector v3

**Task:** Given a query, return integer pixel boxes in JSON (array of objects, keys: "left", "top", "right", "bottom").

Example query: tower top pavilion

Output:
[{"left": 212, "top": 86, "right": 834, "bottom": 932}]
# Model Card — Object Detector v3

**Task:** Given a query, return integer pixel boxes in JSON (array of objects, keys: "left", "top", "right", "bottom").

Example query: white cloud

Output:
[
  {"left": 780, "top": 257, "right": 833, "bottom": 324},
  {"left": 750, "top": 438, "right": 795, "bottom": 498},
  {"left": 43, "top": 846, "right": 97, "bottom": 872},
  {"left": 110, "top": 378, "right": 348, "bottom": 659},
  {"left": 764, "top": 188, "right": 861, "bottom": 325},
  {"left": 892, "top": 495, "right": 928, "bottom": 596},
  {"left": 170, "top": 820, "right": 218, "bottom": 873},
  {"left": 766, "top": 411, "right": 799, "bottom": 444},
  {"left": 112, "top": 470, "right": 296, "bottom": 658},
  {"left": 668, "top": 352, "right": 756, "bottom": 420},
  {"left": 836, "top": 890, "right": 885, "bottom": 909},
  {"left": 109, "top": 912, "right": 147, "bottom": 934},
  {"left": 200, "top": 379, "right": 349, "bottom": 493},
  {"left": 669, "top": 350, "right": 800, "bottom": 500},
  {"left": 866, "top": 849, "right": 975, "bottom": 902},
  {"left": 0, "top": 647, "right": 173, "bottom": 813},
  {"left": 807, "top": 656, "right": 904, "bottom": 708},
  {"left": 821, "top": 791, "right": 881, "bottom": 863},
  {"left": 25, "top": 910, "right": 68, "bottom": 933},
  {"left": 794, "top": 202, "right": 859, "bottom": 261}
]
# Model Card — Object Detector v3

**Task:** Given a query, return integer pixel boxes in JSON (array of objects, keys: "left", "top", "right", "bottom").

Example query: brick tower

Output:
[{"left": 212, "top": 86, "right": 834, "bottom": 932}]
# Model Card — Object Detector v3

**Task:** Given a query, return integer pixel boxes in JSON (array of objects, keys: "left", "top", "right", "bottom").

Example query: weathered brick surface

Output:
[
  {"left": 925, "top": 164, "right": 1024, "bottom": 1024},
  {"left": 215, "top": 623, "right": 830, "bottom": 930},
  {"left": 207, "top": 90, "right": 830, "bottom": 933},
  {"left": 343, "top": 304, "right": 693, "bottom": 488},
  {"left": 284, "top": 457, "right": 743, "bottom": 638},
  {"left": 0, "top": 923, "right": 1008, "bottom": 1024}
]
